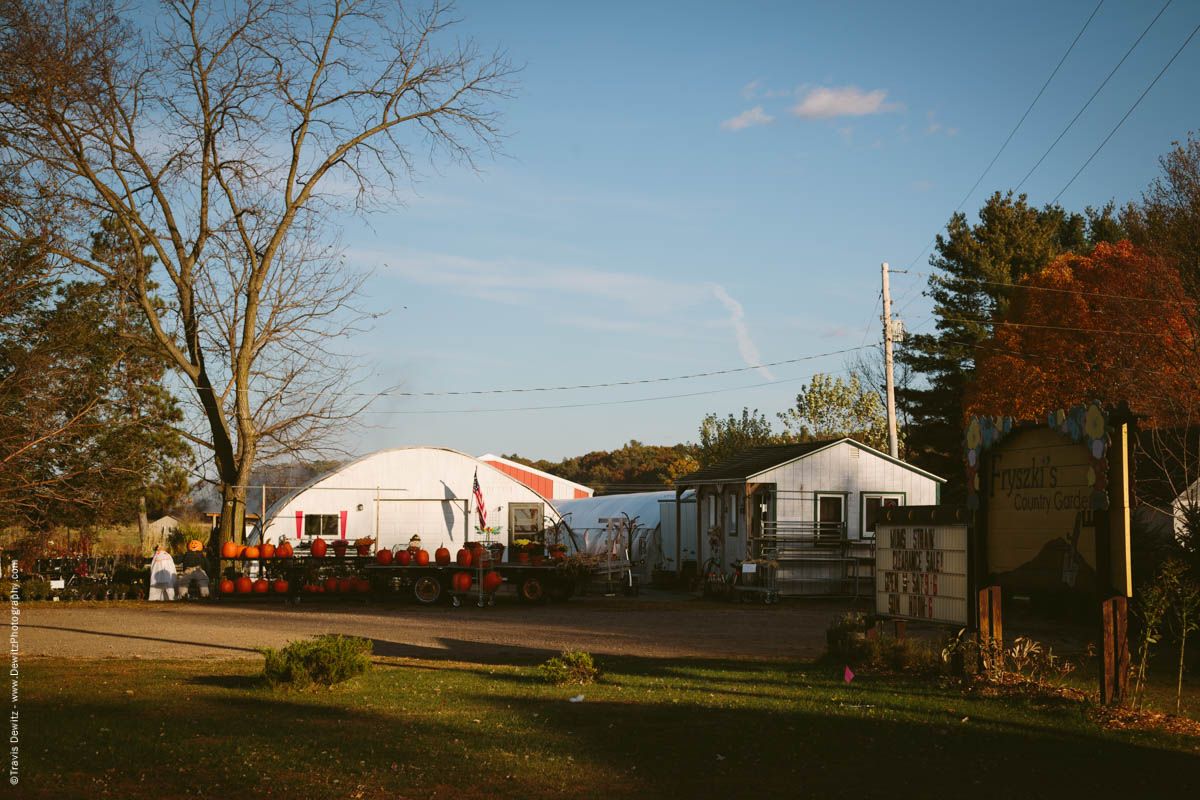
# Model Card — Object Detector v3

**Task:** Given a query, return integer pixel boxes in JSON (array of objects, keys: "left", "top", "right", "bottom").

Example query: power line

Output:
[
  {"left": 1054, "top": 16, "right": 1200, "bottom": 203},
  {"left": 909, "top": 270, "right": 1182, "bottom": 305},
  {"left": 903, "top": 0, "right": 1104, "bottom": 271},
  {"left": 939, "top": 315, "right": 1182, "bottom": 337},
  {"left": 158, "top": 344, "right": 873, "bottom": 401},
  {"left": 1016, "top": 0, "right": 1173, "bottom": 192},
  {"left": 368, "top": 366, "right": 858, "bottom": 416}
]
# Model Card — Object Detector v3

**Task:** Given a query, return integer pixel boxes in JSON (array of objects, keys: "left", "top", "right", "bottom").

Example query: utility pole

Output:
[{"left": 882, "top": 262, "right": 899, "bottom": 458}]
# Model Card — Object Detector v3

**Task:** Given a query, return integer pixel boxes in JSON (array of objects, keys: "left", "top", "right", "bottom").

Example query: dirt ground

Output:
[{"left": 22, "top": 590, "right": 866, "bottom": 662}]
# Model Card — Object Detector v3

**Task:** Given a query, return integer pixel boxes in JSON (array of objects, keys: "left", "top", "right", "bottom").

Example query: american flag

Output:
[{"left": 473, "top": 469, "right": 487, "bottom": 528}]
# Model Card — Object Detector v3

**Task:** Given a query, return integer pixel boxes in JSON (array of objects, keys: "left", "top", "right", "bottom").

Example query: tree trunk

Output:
[
  {"left": 137, "top": 495, "right": 148, "bottom": 553},
  {"left": 1179, "top": 628, "right": 1188, "bottom": 714},
  {"left": 216, "top": 482, "right": 247, "bottom": 550}
]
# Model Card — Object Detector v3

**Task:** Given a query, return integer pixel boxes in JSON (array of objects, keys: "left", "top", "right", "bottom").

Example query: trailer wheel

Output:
[
  {"left": 518, "top": 576, "right": 546, "bottom": 604},
  {"left": 413, "top": 576, "right": 442, "bottom": 605}
]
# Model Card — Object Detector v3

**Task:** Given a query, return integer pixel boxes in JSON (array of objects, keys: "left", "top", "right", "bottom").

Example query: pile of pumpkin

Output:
[
  {"left": 373, "top": 544, "right": 503, "bottom": 593},
  {"left": 218, "top": 576, "right": 290, "bottom": 594},
  {"left": 220, "top": 541, "right": 294, "bottom": 559}
]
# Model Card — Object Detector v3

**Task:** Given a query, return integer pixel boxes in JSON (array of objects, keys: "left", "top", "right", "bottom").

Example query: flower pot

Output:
[
  {"left": 356, "top": 545, "right": 371, "bottom": 557},
  {"left": 517, "top": 552, "right": 530, "bottom": 564}
]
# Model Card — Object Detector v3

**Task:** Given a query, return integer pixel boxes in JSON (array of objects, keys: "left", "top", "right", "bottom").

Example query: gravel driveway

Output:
[{"left": 22, "top": 591, "right": 860, "bottom": 662}]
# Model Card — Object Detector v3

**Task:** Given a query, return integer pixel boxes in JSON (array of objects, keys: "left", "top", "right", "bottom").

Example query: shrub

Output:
[
  {"left": 539, "top": 650, "right": 600, "bottom": 685},
  {"left": 19, "top": 579, "right": 49, "bottom": 601},
  {"left": 824, "top": 612, "right": 942, "bottom": 674},
  {"left": 258, "top": 635, "right": 373, "bottom": 689}
]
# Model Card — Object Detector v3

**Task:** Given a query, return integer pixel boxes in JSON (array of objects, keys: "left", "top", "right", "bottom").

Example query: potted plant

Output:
[
  {"left": 331, "top": 538, "right": 349, "bottom": 558},
  {"left": 548, "top": 542, "right": 568, "bottom": 561},
  {"left": 354, "top": 537, "right": 374, "bottom": 557},
  {"left": 513, "top": 538, "right": 533, "bottom": 564}
]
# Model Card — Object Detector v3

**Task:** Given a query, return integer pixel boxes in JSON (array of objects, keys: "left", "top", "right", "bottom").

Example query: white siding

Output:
[
  {"left": 753, "top": 441, "right": 940, "bottom": 540},
  {"left": 259, "top": 447, "right": 561, "bottom": 554}
]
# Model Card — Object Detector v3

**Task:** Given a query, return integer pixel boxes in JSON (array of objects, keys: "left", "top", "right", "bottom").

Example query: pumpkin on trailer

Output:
[
  {"left": 396, "top": 549, "right": 412, "bottom": 566},
  {"left": 235, "top": 576, "right": 253, "bottom": 593},
  {"left": 453, "top": 572, "right": 471, "bottom": 591},
  {"left": 337, "top": 577, "right": 353, "bottom": 593},
  {"left": 356, "top": 578, "right": 372, "bottom": 593},
  {"left": 276, "top": 541, "right": 294, "bottom": 558},
  {"left": 434, "top": 546, "right": 451, "bottom": 565},
  {"left": 272, "top": 579, "right": 289, "bottom": 593},
  {"left": 415, "top": 549, "right": 430, "bottom": 566},
  {"left": 219, "top": 579, "right": 235, "bottom": 594},
  {"left": 324, "top": 577, "right": 339, "bottom": 593},
  {"left": 375, "top": 549, "right": 393, "bottom": 565},
  {"left": 482, "top": 571, "right": 502, "bottom": 592},
  {"left": 253, "top": 579, "right": 269, "bottom": 593},
  {"left": 221, "top": 541, "right": 239, "bottom": 559},
  {"left": 260, "top": 543, "right": 275, "bottom": 559},
  {"left": 311, "top": 538, "right": 327, "bottom": 557},
  {"left": 237, "top": 545, "right": 248, "bottom": 558},
  {"left": 456, "top": 548, "right": 472, "bottom": 567},
  {"left": 244, "top": 546, "right": 260, "bottom": 559}
]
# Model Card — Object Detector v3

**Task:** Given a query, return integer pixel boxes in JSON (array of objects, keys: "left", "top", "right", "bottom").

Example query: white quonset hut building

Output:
[
  {"left": 674, "top": 438, "right": 945, "bottom": 596},
  {"left": 256, "top": 447, "right": 563, "bottom": 560}
]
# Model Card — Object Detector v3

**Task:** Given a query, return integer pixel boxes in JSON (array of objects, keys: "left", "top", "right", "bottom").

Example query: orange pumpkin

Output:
[
  {"left": 482, "top": 571, "right": 502, "bottom": 592},
  {"left": 396, "top": 549, "right": 411, "bottom": 566},
  {"left": 244, "top": 546, "right": 260, "bottom": 559},
  {"left": 355, "top": 578, "right": 372, "bottom": 593},
  {"left": 414, "top": 549, "right": 429, "bottom": 566},
  {"left": 337, "top": 577, "right": 353, "bottom": 593},
  {"left": 260, "top": 543, "right": 275, "bottom": 559},
  {"left": 252, "top": 579, "right": 269, "bottom": 594},
  {"left": 434, "top": 546, "right": 451, "bottom": 565},
  {"left": 219, "top": 579, "right": 235, "bottom": 594},
  {"left": 221, "top": 541, "right": 239, "bottom": 559},
  {"left": 324, "top": 577, "right": 339, "bottom": 593},
  {"left": 237, "top": 545, "right": 247, "bottom": 558},
  {"left": 276, "top": 541, "right": 294, "bottom": 558},
  {"left": 235, "top": 576, "right": 253, "bottom": 593},
  {"left": 456, "top": 548, "right": 473, "bottom": 567},
  {"left": 310, "top": 538, "right": 327, "bottom": 557},
  {"left": 375, "top": 549, "right": 393, "bottom": 565},
  {"left": 272, "top": 579, "right": 289, "bottom": 594},
  {"left": 453, "top": 572, "right": 471, "bottom": 591}
]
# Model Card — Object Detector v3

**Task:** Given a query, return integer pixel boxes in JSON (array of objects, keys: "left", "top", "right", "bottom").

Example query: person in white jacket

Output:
[{"left": 149, "top": 545, "right": 177, "bottom": 601}]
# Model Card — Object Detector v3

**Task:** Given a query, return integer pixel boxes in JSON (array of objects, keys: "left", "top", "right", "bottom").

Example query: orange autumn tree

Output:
[{"left": 965, "top": 240, "right": 1197, "bottom": 423}]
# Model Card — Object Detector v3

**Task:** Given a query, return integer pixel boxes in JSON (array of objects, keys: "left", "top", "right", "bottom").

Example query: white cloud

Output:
[
  {"left": 924, "top": 111, "right": 958, "bottom": 137},
  {"left": 791, "top": 86, "right": 901, "bottom": 120},
  {"left": 710, "top": 284, "right": 775, "bottom": 381},
  {"left": 720, "top": 106, "right": 774, "bottom": 131},
  {"left": 740, "top": 80, "right": 761, "bottom": 100},
  {"left": 912, "top": 180, "right": 933, "bottom": 192}
]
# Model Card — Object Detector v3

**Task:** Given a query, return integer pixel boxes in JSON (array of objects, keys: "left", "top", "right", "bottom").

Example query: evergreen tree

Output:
[{"left": 897, "top": 192, "right": 1122, "bottom": 497}]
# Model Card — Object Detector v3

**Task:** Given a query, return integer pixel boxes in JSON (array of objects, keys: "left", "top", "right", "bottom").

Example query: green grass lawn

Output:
[{"left": 17, "top": 653, "right": 1200, "bottom": 800}]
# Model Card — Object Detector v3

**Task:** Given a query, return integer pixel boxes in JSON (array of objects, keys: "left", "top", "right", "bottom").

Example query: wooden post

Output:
[
  {"left": 978, "top": 585, "right": 1002, "bottom": 671},
  {"left": 1101, "top": 596, "right": 1129, "bottom": 705}
]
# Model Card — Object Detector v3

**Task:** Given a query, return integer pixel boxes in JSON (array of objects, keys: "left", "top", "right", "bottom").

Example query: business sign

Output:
[
  {"left": 875, "top": 523, "right": 969, "bottom": 626},
  {"left": 984, "top": 426, "right": 1099, "bottom": 594}
]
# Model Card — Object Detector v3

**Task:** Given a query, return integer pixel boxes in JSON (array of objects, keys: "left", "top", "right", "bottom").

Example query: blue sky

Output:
[{"left": 332, "top": 0, "right": 1200, "bottom": 462}]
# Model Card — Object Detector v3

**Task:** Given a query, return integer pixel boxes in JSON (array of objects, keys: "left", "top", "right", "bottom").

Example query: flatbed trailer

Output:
[{"left": 215, "top": 555, "right": 576, "bottom": 606}]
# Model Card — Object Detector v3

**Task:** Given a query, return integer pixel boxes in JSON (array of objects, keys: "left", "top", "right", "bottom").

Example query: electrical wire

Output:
[
  {"left": 902, "top": 0, "right": 1105, "bottom": 271},
  {"left": 1015, "top": 0, "right": 1173, "bottom": 192},
  {"left": 1054, "top": 16, "right": 1200, "bottom": 203},
  {"left": 907, "top": 270, "right": 1182, "bottom": 305}
]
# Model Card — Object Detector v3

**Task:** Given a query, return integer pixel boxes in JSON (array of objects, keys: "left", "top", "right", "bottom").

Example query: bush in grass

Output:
[
  {"left": 19, "top": 579, "right": 49, "bottom": 601},
  {"left": 824, "top": 612, "right": 942, "bottom": 674},
  {"left": 539, "top": 650, "right": 600, "bottom": 685},
  {"left": 258, "top": 635, "right": 372, "bottom": 689}
]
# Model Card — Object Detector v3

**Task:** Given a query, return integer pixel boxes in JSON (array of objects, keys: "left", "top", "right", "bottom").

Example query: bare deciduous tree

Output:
[{"left": 0, "top": 0, "right": 516, "bottom": 543}]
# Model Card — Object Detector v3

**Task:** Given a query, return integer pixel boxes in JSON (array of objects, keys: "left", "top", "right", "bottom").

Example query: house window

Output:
[
  {"left": 508, "top": 503, "right": 544, "bottom": 547},
  {"left": 815, "top": 494, "right": 845, "bottom": 544},
  {"left": 862, "top": 494, "right": 903, "bottom": 539},
  {"left": 304, "top": 513, "right": 339, "bottom": 538},
  {"left": 727, "top": 492, "right": 738, "bottom": 536}
]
